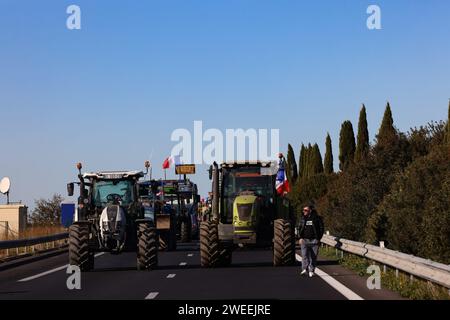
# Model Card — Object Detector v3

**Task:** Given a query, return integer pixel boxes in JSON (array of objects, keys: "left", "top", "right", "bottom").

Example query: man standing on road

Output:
[{"left": 298, "top": 205, "right": 324, "bottom": 277}]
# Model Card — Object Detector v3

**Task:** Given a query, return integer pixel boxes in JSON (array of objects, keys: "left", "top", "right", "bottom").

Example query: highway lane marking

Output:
[
  {"left": 145, "top": 292, "right": 159, "bottom": 300},
  {"left": 179, "top": 262, "right": 187, "bottom": 266},
  {"left": 17, "top": 252, "right": 105, "bottom": 282},
  {"left": 166, "top": 274, "right": 176, "bottom": 278},
  {"left": 295, "top": 253, "right": 364, "bottom": 300},
  {"left": 18, "top": 265, "right": 68, "bottom": 282},
  {"left": 187, "top": 254, "right": 194, "bottom": 257}
]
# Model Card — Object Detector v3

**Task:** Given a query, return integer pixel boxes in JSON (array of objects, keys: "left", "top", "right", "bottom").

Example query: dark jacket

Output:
[{"left": 297, "top": 211, "right": 324, "bottom": 241}]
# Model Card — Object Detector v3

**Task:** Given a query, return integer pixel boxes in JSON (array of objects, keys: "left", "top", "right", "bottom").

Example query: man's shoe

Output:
[
  {"left": 300, "top": 270, "right": 307, "bottom": 276},
  {"left": 309, "top": 271, "right": 314, "bottom": 278}
]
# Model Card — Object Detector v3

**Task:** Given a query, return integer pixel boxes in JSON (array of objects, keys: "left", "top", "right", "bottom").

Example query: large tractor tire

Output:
[
  {"left": 137, "top": 222, "right": 158, "bottom": 270},
  {"left": 180, "top": 219, "right": 192, "bottom": 243},
  {"left": 200, "top": 221, "right": 220, "bottom": 267},
  {"left": 158, "top": 233, "right": 168, "bottom": 251},
  {"left": 159, "top": 229, "right": 177, "bottom": 251},
  {"left": 168, "top": 213, "right": 177, "bottom": 250},
  {"left": 273, "top": 219, "right": 295, "bottom": 266},
  {"left": 69, "top": 223, "right": 93, "bottom": 271}
]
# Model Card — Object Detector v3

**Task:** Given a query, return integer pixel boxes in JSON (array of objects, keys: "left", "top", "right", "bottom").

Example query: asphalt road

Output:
[{"left": 0, "top": 242, "right": 403, "bottom": 300}]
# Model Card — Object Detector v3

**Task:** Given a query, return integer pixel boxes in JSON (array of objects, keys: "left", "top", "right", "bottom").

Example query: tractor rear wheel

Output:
[
  {"left": 159, "top": 229, "right": 177, "bottom": 251},
  {"left": 273, "top": 219, "right": 295, "bottom": 266},
  {"left": 137, "top": 222, "right": 158, "bottom": 270},
  {"left": 159, "top": 232, "right": 168, "bottom": 251},
  {"left": 200, "top": 221, "right": 220, "bottom": 267},
  {"left": 69, "top": 223, "right": 93, "bottom": 271},
  {"left": 181, "top": 219, "right": 192, "bottom": 243}
]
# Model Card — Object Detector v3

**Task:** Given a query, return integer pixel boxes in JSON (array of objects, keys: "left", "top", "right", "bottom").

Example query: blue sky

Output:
[{"left": 0, "top": 0, "right": 449, "bottom": 208}]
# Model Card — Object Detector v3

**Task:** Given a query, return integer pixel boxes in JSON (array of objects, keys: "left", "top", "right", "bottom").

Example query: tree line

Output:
[{"left": 286, "top": 102, "right": 450, "bottom": 264}]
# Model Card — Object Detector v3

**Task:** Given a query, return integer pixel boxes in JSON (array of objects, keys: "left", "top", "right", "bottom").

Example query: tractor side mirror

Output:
[
  {"left": 67, "top": 183, "right": 74, "bottom": 197},
  {"left": 208, "top": 165, "right": 213, "bottom": 180},
  {"left": 195, "top": 195, "right": 200, "bottom": 203}
]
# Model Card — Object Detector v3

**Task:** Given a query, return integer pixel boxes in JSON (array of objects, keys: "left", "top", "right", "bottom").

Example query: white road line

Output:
[
  {"left": 295, "top": 253, "right": 364, "bottom": 300},
  {"left": 145, "top": 292, "right": 159, "bottom": 300},
  {"left": 187, "top": 253, "right": 194, "bottom": 257},
  {"left": 18, "top": 265, "right": 68, "bottom": 282},
  {"left": 18, "top": 252, "right": 105, "bottom": 282},
  {"left": 166, "top": 274, "right": 176, "bottom": 278},
  {"left": 179, "top": 262, "right": 187, "bottom": 266}
]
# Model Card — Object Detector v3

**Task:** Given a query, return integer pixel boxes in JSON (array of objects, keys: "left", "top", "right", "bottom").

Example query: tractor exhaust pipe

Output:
[{"left": 211, "top": 161, "right": 219, "bottom": 222}]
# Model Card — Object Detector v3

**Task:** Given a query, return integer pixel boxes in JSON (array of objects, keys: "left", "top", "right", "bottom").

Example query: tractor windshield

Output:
[
  {"left": 92, "top": 179, "right": 135, "bottom": 207},
  {"left": 221, "top": 166, "right": 274, "bottom": 223},
  {"left": 222, "top": 167, "right": 273, "bottom": 198}
]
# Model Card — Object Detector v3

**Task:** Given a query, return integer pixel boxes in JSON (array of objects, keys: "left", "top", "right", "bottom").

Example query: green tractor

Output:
[
  {"left": 200, "top": 161, "right": 296, "bottom": 268},
  {"left": 66, "top": 163, "right": 158, "bottom": 271}
]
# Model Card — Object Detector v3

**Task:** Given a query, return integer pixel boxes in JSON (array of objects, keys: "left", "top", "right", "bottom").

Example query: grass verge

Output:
[{"left": 320, "top": 245, "right": 449, "bottom": 300}]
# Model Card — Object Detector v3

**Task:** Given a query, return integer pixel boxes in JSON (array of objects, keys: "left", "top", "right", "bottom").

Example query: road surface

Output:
[{"left": 0, "top": 242, "right": 403, "bottom": 300}]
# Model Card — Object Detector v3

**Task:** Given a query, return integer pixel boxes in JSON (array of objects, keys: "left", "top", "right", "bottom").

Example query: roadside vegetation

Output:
[
  {"left": 287, "top": 102, "right": 450, "bottom": 264},
  {"left": 319, "top": 247, "right": 449, "bottom": 300}
]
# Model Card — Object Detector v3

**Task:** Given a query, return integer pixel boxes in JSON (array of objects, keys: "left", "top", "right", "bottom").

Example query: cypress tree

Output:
[
  {"left": 376, "top": 102, "right": 396, "bottom": 147},
  {"left": 304, "top": 143, "right": 313, "bottom": 179},
  {"left": 339, "top": 121, "right": 356, "bottom": 171},
  {"left": 355, "top": 104, "right": 370, "bottom": 163},
  {"left": 311, "top": 143, "right": 324, "bottom": 174},
  {"left": 447, "top": 100, "right": 450, "bottom": 144},
  {"left": 324, "top": 133, "right": 334, "bottom": 174},
  {"left": 286, "top": 144, "right": 298, "bottom": 184},
  {"left": 298, "top": 144, "right": 306, "bottom": 178}
]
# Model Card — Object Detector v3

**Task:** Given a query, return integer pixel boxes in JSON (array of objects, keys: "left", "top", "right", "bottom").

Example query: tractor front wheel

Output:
[
  {"left": 200, "top": 221, "right": 220, "bottom": 267},
  {"left": 69, "top": 223, "right": 93, "bottom": 271},
  {"left": 137, "top": 222, "right": 158, "bottom": 270},
  {"left": 273, "top": 219, "right": 295, "bottom": 266}
]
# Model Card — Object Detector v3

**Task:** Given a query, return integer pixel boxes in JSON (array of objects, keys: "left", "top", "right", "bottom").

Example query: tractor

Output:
[
  {"left": 200, "top": 161, "right": 296, "bottom": 267},
  {"left": 66, "top": 163, "right": 158, "bottom": 271},
  {"left": 158, "top": 179, "right": 200, "bottom": 243},
  {"left": 138, "top": 180, "right": 178, "bottom": 251}
]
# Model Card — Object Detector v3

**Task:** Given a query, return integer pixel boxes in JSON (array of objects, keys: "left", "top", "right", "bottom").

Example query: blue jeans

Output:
[{"left": 300, "top": 239, "right": 319, "bottom": 272}]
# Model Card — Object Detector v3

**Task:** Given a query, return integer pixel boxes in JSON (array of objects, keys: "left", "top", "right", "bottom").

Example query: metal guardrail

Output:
[
  {"left": 321, "top": 234, "right": 450, "bottom": 289},
  {"left": 0, "top": 233, "right": 68, "bottom": 250}
]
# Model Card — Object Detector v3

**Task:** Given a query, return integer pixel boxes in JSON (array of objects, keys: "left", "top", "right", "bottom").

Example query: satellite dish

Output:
[{"left": 0, "top": 177, "right": 11, "bottom": 194}]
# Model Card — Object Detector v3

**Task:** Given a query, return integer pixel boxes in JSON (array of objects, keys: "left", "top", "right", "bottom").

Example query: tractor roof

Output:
[
  {"left": 82, "top": 171, "right": 144, "bottom": 180},
  {"left": 220, "top": 161, "right": 276, "bottom": 168}
]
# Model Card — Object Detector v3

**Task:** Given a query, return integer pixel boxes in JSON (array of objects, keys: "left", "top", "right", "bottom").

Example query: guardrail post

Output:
[
  {"left": 395, "top": 269, "right": 399, "bottom": 278},
  {"left": 410, "top": 274, "right": 414, "bottom": 283},
  {"left": 383, "top": 265, "right": 386, "bottom": 273},
  {"left": 16, "top": 247, "right": 19, "bottom": 256}
]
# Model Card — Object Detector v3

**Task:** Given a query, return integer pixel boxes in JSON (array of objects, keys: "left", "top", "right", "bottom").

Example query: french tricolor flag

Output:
[
  {"left": 162, "top": 155, "right": 181, "bottom": 169},
  {"left": 276, "top": 156, "right": 290, "bottom": 195}
]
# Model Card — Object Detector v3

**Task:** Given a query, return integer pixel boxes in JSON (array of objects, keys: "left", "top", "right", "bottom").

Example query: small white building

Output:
[{"left": 0, "top": 204, "right": 28, "bottom": 239}]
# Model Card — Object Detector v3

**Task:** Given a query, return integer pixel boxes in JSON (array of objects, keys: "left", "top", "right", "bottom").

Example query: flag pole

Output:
[{"left": 163, "top": 169, "right": 166, "bottom": 201}]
